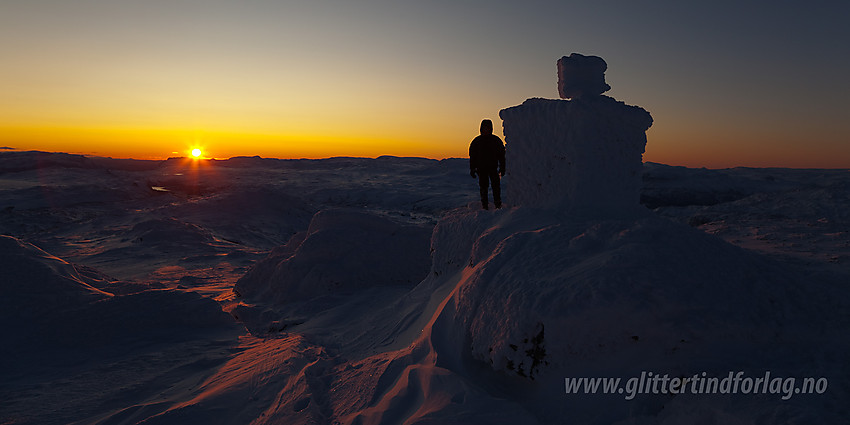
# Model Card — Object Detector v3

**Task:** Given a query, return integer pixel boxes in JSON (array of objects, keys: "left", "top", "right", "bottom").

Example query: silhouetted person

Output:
[{"left": 469, "top": 119, "right": 506, "bottom": 209}]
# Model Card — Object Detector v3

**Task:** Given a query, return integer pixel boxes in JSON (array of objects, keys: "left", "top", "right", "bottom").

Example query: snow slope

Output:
[
  {"left": 235, "top": 208, "right": 432, "bottom": 304},
  {"left": 190, "top": 205, "right": 849, "bottom": 424},
  {"left": 420, "top": 207, "right": 847, "bottom": 423},
  {"left": 1, "top": 150, "right": 848, "bottom": 424},
  {"left": 0, "top": 235, "right": 242, "bottom": 424}
]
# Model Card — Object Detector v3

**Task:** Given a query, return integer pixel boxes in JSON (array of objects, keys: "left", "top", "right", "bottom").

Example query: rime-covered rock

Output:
[
  {"left": 500, "top": 96, "right": 652, "bottom": 217},
  {"left": 556, "top": 53, "right": 610, "bottom": 99}
]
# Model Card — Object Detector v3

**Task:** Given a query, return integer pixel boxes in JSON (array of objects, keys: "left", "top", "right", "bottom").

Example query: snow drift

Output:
[
  {"left": 0, "top": 235, "right": 239, "bottom": 379},
  {"left": 420, "top": 207, "right": 844, "bottom": 422},
  {"left": 235, "top": 208, "right": 432, "bottom": 305},
  {"left": 0, "top": 234, "right": 112, "bottom": 314}
]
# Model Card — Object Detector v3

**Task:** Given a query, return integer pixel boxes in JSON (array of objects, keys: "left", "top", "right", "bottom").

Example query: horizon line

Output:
[{"left": 1, "top": 149, "right": 848, "bottom": 171}]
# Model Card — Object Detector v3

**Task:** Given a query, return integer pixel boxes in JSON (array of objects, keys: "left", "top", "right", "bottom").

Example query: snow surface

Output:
[
  {"left": 1, "top": 150, "right": 848, "bottom": 424},
  {"left": 235, "top": 208, "right": 432, "bottom": 304},
  {"left": 423, "top": 207, "right": 848, "bottom": 423}
]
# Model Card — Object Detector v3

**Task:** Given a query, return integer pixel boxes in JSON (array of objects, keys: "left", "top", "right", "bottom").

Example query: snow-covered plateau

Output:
[{"left": 1, "top": 149, "right": 848, "bottom": 424}]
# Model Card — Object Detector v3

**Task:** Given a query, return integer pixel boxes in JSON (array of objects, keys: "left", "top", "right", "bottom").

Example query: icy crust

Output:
[
  {"left": 235, "top": 208, "right": 432, "bottom": 304},
  {"left": 136, "top": 334, "right": 337, "bottom": 425},
  {"left": 499, "top": 97, "right": 652, "bottom": 216},
  {"left": 412, "top": 207, "right": 846, "bottom": 423},
  {"left": 223, "top": 205, "right": 846, "bottom": 424},
  {"left": 0, "top": 234, "right": 112, "bottom": 313},
  {"left": 442, "top": 209, "right": 803, "bottom": 376},
  {"left": 0, "top": 235, "right": 238, "bottom": 368}
]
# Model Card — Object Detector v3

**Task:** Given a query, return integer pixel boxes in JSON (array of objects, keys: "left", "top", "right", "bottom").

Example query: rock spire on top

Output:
[{"left": 557, "top": 53, "right": 611, "bottom": 99}]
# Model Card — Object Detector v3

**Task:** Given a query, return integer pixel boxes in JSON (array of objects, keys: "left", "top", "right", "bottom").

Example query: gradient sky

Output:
[{"left": 1, "top": 0, "right": 848, "bottom": 167}]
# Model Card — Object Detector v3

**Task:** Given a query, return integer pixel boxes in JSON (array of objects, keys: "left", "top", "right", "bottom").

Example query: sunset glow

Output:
[
  {"left": 191, "top": 148, "right": 202, "bottom": 158},
  {"left": 1, "top": 2, "right": 847, "bottom": 168}
]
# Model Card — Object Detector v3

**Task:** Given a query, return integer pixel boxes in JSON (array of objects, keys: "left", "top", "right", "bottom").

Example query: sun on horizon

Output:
[{"left": 191, "top": 148, "right": 202, "bottom": 158}]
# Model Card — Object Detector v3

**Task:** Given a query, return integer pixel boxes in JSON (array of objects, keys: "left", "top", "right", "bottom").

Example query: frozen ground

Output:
[{"left": 0, "top": 151, "right": 848, "bottom": 424}]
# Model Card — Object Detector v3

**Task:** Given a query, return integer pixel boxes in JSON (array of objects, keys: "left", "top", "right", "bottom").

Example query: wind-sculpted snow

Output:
[
  {"left": 0, "top": 236, "right": 239, "bottom": 382},
  {"left": 1, "top": 150, "right": 848, "bottom": 424},
  {"left": 0, "top": 235, "right": 112, "bottom": 313},
  {"left": 438, "top": 209, "right": 824, "bottom": 375},
  {"left": 235, "top": 208, "right": 432, "bottom": 305},
  {"left": 344, "top": 206, "right": 848, "bottom": 424}
]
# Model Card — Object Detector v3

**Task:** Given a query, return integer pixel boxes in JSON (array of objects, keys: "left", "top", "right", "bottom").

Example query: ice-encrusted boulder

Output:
[
  {"left": 557, "top": 53, "right": 610, "bottom": 99},
  {"left": 417, "top": 205, "right": 845, "bottom": 424},
  {"left": 500, "top": 54, "right": 652, "bottom": 217}
]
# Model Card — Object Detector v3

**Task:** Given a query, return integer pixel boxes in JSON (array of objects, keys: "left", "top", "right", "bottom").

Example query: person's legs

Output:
[
  {"left": 478, "top": 171, "right": 490, "bottom": 209},
  {"left": 490, "top": 169, "right": 502, "bottom": 208}
]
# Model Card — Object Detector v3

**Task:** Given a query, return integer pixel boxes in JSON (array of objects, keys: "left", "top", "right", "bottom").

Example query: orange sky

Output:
[{"left": 1, "top": 1, "right": 848, "bottom": 168}]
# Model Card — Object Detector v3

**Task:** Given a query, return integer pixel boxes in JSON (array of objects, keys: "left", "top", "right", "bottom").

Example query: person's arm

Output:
[
  {"left": 469, "top": 139, "right": 478, "bottom": 177},
  {"left": 498, "top": 138, "right": 506, "bottom": 176}
]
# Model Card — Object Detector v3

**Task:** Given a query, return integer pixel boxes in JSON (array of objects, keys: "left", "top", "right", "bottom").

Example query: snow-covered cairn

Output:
[{"left": 499, "top": 53, "right": 653, "bottom": 217}]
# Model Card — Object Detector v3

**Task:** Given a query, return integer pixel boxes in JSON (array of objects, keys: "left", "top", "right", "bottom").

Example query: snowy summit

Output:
[{"left": 1, "top": 56, "right": 847, "bottom": 425}]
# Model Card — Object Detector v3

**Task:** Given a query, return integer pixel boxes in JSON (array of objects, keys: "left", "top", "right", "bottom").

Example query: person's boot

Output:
[
  {"left": 494, "top": 201, "right": 502, "bottom": 209},
  {"left": 482, "top": 201, "right": 489, "bottom": 210}
]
